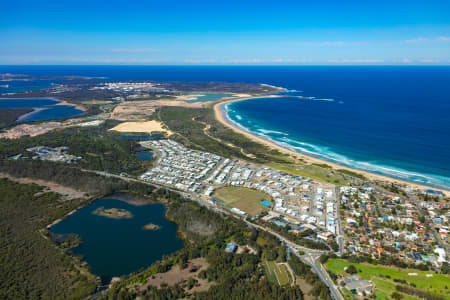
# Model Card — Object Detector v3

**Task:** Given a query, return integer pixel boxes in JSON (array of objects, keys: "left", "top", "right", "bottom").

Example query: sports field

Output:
[
  {"left": 325, "top": 259, "right": 450, "bottom": 300},
  {"left": 264, "top": 261, "right": 291, "bottom": 286},
  {"left": 213, "top": 186, "right": 271, "bottom": 216}
]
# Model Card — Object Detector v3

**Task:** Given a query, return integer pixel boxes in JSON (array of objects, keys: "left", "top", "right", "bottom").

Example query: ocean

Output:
[{"left": 1, "top": 65, "right": 449, "bottom": 189}]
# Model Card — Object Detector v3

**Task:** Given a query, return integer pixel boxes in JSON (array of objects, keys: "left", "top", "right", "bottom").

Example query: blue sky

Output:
[{"left": 1, "top": 0, "right": 450, "bottom": 65}]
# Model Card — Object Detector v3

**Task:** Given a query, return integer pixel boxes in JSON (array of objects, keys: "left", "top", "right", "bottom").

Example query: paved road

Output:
[
  {"left": 406, "top": 191, "right": 450, "bottom": 253},
  {"left": 335, "top": 186, "right": 345, "bottom": 257},
  {"left": 369, "top": 183, "right": 449, "bottom": 253},
  {"left": 300, "top": 253, "right": 344, "bottom": 300},
  {"left": 82, "top": 168, "right": 341, "bottom": 298}
]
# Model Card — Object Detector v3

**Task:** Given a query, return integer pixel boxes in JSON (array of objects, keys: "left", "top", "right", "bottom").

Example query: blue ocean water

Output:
[
  {"left": 0, "top": 80, "right": 53, "bottom": 94},
  {"left": 0, "top": 97, "right": 85, "bottom": 122},
  {"left": 0, "top": 66, "right": 449, "bottom": 189}
]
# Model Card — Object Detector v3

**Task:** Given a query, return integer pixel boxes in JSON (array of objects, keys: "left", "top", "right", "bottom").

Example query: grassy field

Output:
[
  {"left": 264, "top": 261, "right": 291, "bottom": 286},
  {"left": 325, "top": 259, "right": 450, "bottom": 299},
  {"left": 267, "top": 163, "right": 349, "bottom": 185},
  {"left": 213, "top": 186, "right": 271, "bottom": 216}
]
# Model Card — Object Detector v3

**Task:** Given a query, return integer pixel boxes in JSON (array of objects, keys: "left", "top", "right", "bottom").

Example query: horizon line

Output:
[{"left": 1, "top": 64, "right": 450, "bottom": 67}]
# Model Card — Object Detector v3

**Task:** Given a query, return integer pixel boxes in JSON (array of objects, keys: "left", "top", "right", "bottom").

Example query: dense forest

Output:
[
  {"left": 0, "top": 160, "right": 155, "bottom": 197},
  {"left": 0, "top": 108, "right": 32, "bottom": 128},
  {"left": 0, "top": 120, "right": 144, "bottom": 174},
  {"left": 0, "top": 179, "right": 97, "bottom": 300}
]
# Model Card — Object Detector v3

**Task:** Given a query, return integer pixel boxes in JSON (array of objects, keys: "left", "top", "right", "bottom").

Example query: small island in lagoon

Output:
[
  {"left": 92, "top": 206, "right": 133, "bottom": 219},
  {"left": 142, "top": 223, "right": 161, "bottom": 231}
]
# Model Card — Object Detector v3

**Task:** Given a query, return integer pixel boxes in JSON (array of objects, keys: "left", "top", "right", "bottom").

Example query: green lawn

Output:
[
  {"left": 267, "top": 163, "right": 349, "bottom": 185},
  {"left": 325, "top": 259, "right": 449, "bottom": 299},
  {"left": 264, "top": 261, "right": 291, "bottom": 286},
  {"left": 213, "top": 186, "right": 271, "bottom": 216}
]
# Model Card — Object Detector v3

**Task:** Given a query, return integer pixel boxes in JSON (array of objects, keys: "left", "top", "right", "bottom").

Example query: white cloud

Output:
[
  {"left": 418, "top": 59, "right": 440, "bottom": 63},
  {"left": 437, "top": 36, "right": 450, "bottom": 42},
  {"left": 405, "top": 36, "right": 450, "bottom": 43},
  {"left": 289, "top": 41, "right": 368, "bottom": 46},
  {"left": 327, "top": 59, "right": 384, "bottom": 64},
  {"left": 405, "top": 37, "right": 429, "bottom": 44},
  {"left": 109, "top": 48, "right": 160, "bottom": 53}
]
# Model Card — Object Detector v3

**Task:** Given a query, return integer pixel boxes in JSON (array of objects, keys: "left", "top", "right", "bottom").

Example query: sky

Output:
[{"left": 1, "top": 0, "right": 450, "bottom": 65}]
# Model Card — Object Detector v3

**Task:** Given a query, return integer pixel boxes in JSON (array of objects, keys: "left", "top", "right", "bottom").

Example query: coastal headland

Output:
[{"left": 214, "top": 96, "right": 450, "bottom": 196}]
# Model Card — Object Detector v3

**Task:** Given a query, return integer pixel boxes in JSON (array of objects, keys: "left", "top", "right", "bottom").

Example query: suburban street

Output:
[{"left": 83, "top": 168, "right": 343, "bottom": 299}]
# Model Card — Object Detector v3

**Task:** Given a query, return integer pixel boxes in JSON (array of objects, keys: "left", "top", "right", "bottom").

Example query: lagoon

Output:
[
  {"left": 135, "top": 151, "right": 154, "bottom": 161},
  {"left": 185, "top": 93, "right": 234, "bottom": 103},
  {"left": 0, "top": 98, "right": 85, "bottom": 122},
  {"left": 50, "top": 196, "right": 184, "bottom": 278}
]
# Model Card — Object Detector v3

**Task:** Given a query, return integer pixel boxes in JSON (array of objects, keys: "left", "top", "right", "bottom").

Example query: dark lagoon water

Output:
[
  {"left": 50, "top": 197, "right": 183, "bottom": 278},
  {"left": 186, "top": 93, "right": 234, "bottom": 103},
  {"left": 1, "top": 65, "right": 449, "bottom": 189},
  {"left": 0, "top": 97, "right": 85, "bottom": 122}
]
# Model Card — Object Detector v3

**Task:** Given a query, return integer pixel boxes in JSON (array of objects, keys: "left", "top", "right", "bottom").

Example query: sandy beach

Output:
[
  {"left": 214, "top": 96, "right": 450, "bottom": 196},
  {"left": 56, "top": 99, "right": 87, "bottom": 112}
]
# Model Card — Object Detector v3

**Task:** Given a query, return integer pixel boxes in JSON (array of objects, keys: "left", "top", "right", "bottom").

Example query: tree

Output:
[
  {"left": 391, "top": 291, "right": 404, "bottom": 300},
  {"left": 346, "top": 265, "right": 357, "bottom": 274}
]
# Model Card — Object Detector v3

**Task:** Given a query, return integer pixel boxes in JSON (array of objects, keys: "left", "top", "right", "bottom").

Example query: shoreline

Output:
[
  {"left": 0, "top": 97, "right": 88, "bottom": 122},
  {"left": 213, "top": 96, "right": 450, "bottom": 196},
  {"left": 0, "top": 96, "right": 87, "bottom": 113}
]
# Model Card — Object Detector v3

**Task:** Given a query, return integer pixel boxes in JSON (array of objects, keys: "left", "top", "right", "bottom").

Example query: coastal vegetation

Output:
[
  {"left": 0, "top": 178, "right": 97, "bottom": 300},
  {"left": 0, "top": 108, "right": 33, "bottom": 128},
  {"left": 142, "top": 223, "right": 161, "bottom": 230},
  {"left": 92, "top": 207, "right": 133, "bottom": 219},
  {"left": 157, "top": 105, "right": 367, "bottom": 187},
  {"left": 0, "top": 120, "right": 144, "bottom": 174},
  {"left": 268, "top": 162, "right": 350, "bottom": 185},
  {"left": 159, "top": 106, "right": 292, "bottom": 163}
]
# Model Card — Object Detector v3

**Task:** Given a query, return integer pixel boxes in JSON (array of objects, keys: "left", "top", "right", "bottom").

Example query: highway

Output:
[
  {"left": 301, "top": 253, "right": 344, "bottom": 300},
  {"left": 82, "top": 168, "right": 343, "bottom": 299}
]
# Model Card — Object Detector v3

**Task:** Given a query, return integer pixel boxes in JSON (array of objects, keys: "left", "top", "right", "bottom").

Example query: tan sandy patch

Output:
[
  {"left": 140, "top": 258, "right": 212, "bottom": 293},
  {"left": 0, "top": 173, "right": 88, "bottom": 201},
  {"left": 111, "top": 99, "right": 204, "bottom": 121},
  {"left": 175, "top": 94, "right": 205, "bottom": 101},
  {"left": 109, "top": 120, "right": 173, "bottom": 135}
]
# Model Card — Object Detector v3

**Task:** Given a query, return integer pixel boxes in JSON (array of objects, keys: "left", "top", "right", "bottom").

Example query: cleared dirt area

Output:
[
  {"left": 109, "top": 120, "right": 173, "bottom": 135},
  {"left": 111, "top": 99, "right": 203, "bottom": 121},
  {"left": 140, "top": 258, "right": 212, "bottom": 293},
  {"left": 296, "top": 278, "right": 313, "bottom": 300},
  {"left": 0, "top": 173, "right": 88, "bottom": 200}
]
